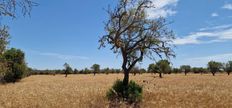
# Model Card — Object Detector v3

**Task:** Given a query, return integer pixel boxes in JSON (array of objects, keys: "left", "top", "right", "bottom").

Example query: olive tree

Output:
[
  {"left": 207, "top": 61, "right": 222, "bottom": 76},
  {"left": 225, "top": 61, "right": 232, "bottom": 75},
  {"left": 180, "top": 65, "right": 191, "bottom": 76},
  {"left": 156, "top": 60, "right": 171, "bottom": 78},
  {"left": 148, "top": 63, "right": 159, "bottom": 74},
  {"left": 99, "top": 0, "right": 175, "bottom": 86},
  {"left": 63, "top": 63, "right": 72, "bottom": 77},
  {"left": 91, "top": 64, "right": 100, "bottom": 76}
]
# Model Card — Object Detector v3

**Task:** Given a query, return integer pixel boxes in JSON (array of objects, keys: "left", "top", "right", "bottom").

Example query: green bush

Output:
[
  {"left": 1, "top": 48, "right": 27, "bottom": 83},
  {"left": 107, "top": 80, "right": 143, "bottom": 103}
]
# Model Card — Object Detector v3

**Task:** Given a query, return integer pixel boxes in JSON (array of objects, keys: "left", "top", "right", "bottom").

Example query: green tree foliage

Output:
[
  {"left": 172, "top": 68, "right": 180, "bottom": 74},
  {"left": 91, "top": 64, "right": 100, "bottom": 76},
  {"left": 148, "top": 63, "right": 159, "bottom": 74},
  {"left": 1, "top": 48, "right": 27, "bottom": 82},
  {"left": 224, "top": 61, "right": 232, "bottom": 75},
  {"left": 191, "top": 67, "right": 206, "bottom": 74},
  {"left": 208, "top": 61, "right": 222, "bottom": 76},
  {"left": 180, "top": 65, "right": 191, "bottom": 76},
  {"left": 63, "top": 63, "right": 72, "bottom": 77},
  {"left": 156, "top": 60, "right": 171, "bottom": 78},
  {"left": 73, "top": 69, "right": 78, "bottom": 74},
  {"left": 99, "top": 0, "right": 175, "bottom": 86}
]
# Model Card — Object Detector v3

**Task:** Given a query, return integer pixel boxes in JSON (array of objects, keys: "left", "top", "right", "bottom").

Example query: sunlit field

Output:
[{"left": 0, "top": 74, "right": 232, "bottom": 108}]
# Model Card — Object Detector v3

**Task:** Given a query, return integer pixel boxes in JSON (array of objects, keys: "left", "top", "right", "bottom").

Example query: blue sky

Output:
[{"left": 2, "top": 0, "right": 232, "bottom": 70}]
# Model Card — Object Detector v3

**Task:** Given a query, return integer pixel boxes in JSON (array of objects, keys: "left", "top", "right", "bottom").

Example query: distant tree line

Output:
[
  {"left": 27, "top": 60, "right": 232, "bottom": 77},
  {"left": 148, "top": 60, "right": 232, "bottom": 78}
]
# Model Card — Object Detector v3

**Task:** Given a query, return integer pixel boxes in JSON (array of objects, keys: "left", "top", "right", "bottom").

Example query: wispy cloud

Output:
[
  {"left": 147, "top": 0, "right": 179, "bottom": 18},
  {"left": 211, "top": 12, "right": 219, "bottom": 17},
  {"left": 27, "top": 50, "right": 89, "bottom": 60},
  {"left": 39, "top": 52, "right": 89, "bottom": 60},
  {"left": 174, "top": 24, "right": 232, "bottom": 45},
  {"left": 199, "top": 24, "right": 232, "bottom": 31},
  {"left": 222, "top": 3, "right": 232, "bottom": 10}
]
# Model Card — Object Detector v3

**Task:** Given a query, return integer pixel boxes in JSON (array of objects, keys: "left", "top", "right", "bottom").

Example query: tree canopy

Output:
[
  {"left": 99, "top": 0, "right": 175, "bottom": 86},
  {"left": 208, "top": 61, "right": 222, "bottom": 76}
]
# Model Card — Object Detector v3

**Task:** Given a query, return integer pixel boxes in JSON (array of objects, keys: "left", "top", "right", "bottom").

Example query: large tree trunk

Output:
[
  {"left": 159, "top": 72, "right": 162, "bottom": 78},
  {"left": 228, "top": 72, "right": 230, "bottom": 76},
  {"left": 123, "top": 70, "right": 129, "bottom": 86},
  {"left": 185, "top": 72, "right": 187, "bottom": 76},
  {"left": 212, "top": 72, "right": 215, "bottom": 76}
]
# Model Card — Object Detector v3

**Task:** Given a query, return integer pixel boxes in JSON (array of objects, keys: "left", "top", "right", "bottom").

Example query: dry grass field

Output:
[{"left": 0, "top": 74, "right": 232, "bottom": 108}]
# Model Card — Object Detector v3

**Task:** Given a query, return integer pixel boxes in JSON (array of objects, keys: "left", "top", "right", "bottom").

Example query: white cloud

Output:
[
  {"left": 147, "top": 0, "right": 179, "bottom": 18},
  {"left": 174, "top": 24, "right": 232, "bottom": 45},
  {"left": 211, "top": 13, "right": 218, "bottom": 17},
  {"left": 199, "top": 24, "right": 232, "bottom": 31},
  {"left": 222, "top": 3, "right": 232, "bottom": 10},
  {"left": 39, "top": 52, "right": 89, "bottom": 60},
  {"left": 26, "top": 50, "right": 89, "bottom": 60}
]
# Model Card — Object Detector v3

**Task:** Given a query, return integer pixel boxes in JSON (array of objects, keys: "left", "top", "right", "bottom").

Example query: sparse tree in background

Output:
[
  {"left": 99, "top": 0, "right": 175, "bottom": 86},
  {"left": 148, "top": 63, "right": 159, "bottom": 74},
  {"left": 131, "top": 66, "right": 139, "bottom": 76},
  {"left": 224, "top": 61, "right": 232, "bottom": 75},
  {"left": 172, "top": 68, "right": 180, "bottom": 74},
  {"left": 156, "top": 60, "right": 171, "bottom": 78},
  {"left": 91, "top": 64, "right": 100, "bottom": 76},
  {"left": 180, "top": 65, "right": 191, "bottom": 76},
  {"left": 73, "top": 69, "right": 78, "bottom": 74},
  {"left": 139, "top": 68, "right": 146, "bottom": 74},
  {"left": 63, "top": 63, "right": 72, "bottom": 77},
  {"left": 208, "top": 61, "right": 222, "bottom": 76}
]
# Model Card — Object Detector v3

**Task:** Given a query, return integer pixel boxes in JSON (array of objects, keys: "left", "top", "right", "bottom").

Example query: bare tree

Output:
[
  {"left": 99, "top": 0, "right": 175, "bottom": 86},
  {"left": 0, "top": 26, "right": 9, "bottom": 54},
  {"left": 0, "top": 0, "right": 37, "bottom": 19}
]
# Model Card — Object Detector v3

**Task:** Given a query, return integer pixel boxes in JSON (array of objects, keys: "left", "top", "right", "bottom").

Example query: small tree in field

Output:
[
  {"left": 180, "top": 65, "right": 191, "bottom": 76},
  {"left": 91, "top": 64, "right": 100, "bottom": 76},
  {"left": 225, "top": 61, "right": 232, "bottom": 75},
  {"left": 63, "top": 63, "right": 72, "bottom": 77},
  {"left": 156, "top": 60, "right": 171, "bottom": 78},
  {"left": 207, "top": 61, "right": 222, "bottom": 76},
  {"left": 101, "top": 0, "right": 175, "bottom": 103},
  {"left": 99, "top": 0, "right": 175, "bottom": 87}
]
